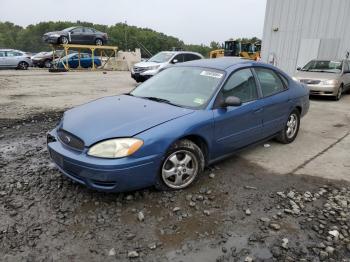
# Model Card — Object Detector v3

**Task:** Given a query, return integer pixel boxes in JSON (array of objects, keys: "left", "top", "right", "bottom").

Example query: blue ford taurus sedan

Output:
[{"left": 47, "top": 58, "right": 309, "bottom": 192}]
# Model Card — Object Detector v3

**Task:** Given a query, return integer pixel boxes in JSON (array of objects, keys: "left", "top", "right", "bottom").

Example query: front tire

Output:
[
  {"left": 95, "top": 38, "right": 103, "bottom": 46},
  {"left": 276, "top": 109, "right": 300, "bottom": 144},
  {"left": 155, "top": 139, "right": 205, "bottom": 191},
  {"left": 17, "top": 61, "right": 28, "bottom": 70},
  {"left": 334, "top": 84, "right": 343, "bottom": 101},
  {"left": 60, "top": 36, "right": 69, "bottom": 45},
  {"left": 44, "top": 59, "right": 51, "bottom": 68}
]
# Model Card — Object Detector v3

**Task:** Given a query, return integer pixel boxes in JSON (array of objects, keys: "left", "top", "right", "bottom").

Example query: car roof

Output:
[
  {"left": 174, "top": 57, "right": 252, "bottom": 70},
  {"left": 309, "top": 59, "right": 344, "bottom": 62},
  {"left": 0, "top": 49, "right": 21, "bottom": 52},
  {"left": 159, "top": 51, "right": 203, "bottom": 56}
]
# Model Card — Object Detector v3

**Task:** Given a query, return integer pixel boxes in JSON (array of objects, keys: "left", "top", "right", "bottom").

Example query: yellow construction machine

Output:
[{"left": 210, "top": 39, "right": 261, "bottom": 60}]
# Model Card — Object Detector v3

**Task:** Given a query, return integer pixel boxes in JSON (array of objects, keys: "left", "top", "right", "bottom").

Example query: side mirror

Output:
[
  {"left": 297, "top": 67, "right": 301, "bottom": 71},
  {"left": 172, "top": 59, "right": 178, "bottom": 64},
  {"left": 222, "top": 96, "right": 242, "bottom": 107}
]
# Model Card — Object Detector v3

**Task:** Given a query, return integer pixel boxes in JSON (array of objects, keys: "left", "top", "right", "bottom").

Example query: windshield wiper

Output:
[{"left": 141, "top": 96, "right": 180, "bottom": 107}]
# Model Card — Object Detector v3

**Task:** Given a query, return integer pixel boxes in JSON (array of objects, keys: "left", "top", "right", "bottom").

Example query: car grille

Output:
[
  {"left": 133, "top": 66, "right": 148, "bottom": 73},
  {"left": 300, "top": 79, "right": 321, "bottom": 85},
  {"left": 57, "top": 129, "right": 84, "bottom": 151}
]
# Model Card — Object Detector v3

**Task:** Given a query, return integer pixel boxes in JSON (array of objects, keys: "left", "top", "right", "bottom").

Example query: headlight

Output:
[
  {"left": 88, "top": 138, "right": 143, "bottom": 158},
  {"left": 292, "top": 77, "right": 299, "bottom": 82},
  {"left": 146, "top": 65, "right": 160, "bottom": 70},
  {"left": 51, "top": 34, "right": 61, "bottom": 38},
  {"left": 321, "top": 79, "right": 338, "bottom": 85}
]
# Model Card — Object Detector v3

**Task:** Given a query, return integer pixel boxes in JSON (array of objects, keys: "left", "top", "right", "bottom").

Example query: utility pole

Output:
[{"left": 124, "top": 20, "right": 128, "bottom": 51}]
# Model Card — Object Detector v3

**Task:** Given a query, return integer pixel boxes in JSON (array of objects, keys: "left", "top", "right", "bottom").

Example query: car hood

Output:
[
  {"left": 134, "top": 61, "right": 165, "bottom": 68},
  {"left": 294, "top": 71, "right": 340, "bottom": 80},
  {"left": 61, "top": 95, "right": 194, "bottom": 146}
]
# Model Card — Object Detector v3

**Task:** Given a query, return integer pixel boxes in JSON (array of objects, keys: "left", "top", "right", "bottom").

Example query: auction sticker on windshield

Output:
[
  {"left": 193, "top": 98, "right": 205, "bottom": 105},
  {"left": 200, "top": 71, "right": 223, "bottom": 79}
]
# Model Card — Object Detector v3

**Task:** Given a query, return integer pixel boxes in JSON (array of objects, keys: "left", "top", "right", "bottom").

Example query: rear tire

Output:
[
  {"left": 276, "top": 109, "right": 300, "bottom": 144},
  {"left": 155, "top": 139, "right": 205, "bottom": 191}
]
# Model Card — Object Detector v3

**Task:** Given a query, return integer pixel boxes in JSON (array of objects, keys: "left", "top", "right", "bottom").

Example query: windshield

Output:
[
  {"left": 302, "top": 60, "right": 342, "bottom": 73},
  {"left": 130, "top": 67, "right": 224, "bottom": 108},
  {"left": 148, "top": 52, "right": 175, "bottom": 63}
]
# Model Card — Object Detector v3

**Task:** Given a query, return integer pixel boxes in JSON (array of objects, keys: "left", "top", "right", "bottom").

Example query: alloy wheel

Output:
[
  {"left": 162, "top": 150, "right": 198, "bottom": 189},
  {"left": 18, "top": 62, "right": 28, "bottom": 70},
  {"left": 286, "top": 113, "right": 298, "bottom": 139},
  {"left": 44, "top": 60, "right": 51, "bottom": 68},
  {"left": 337, "top": 86, "right": 343, "bottom": 100},
  {"left": 95, "top": 39, "right": 103, "bottom": 46},
  {"left": 61, "top": 36, "right": 68, "bottom": 45}
]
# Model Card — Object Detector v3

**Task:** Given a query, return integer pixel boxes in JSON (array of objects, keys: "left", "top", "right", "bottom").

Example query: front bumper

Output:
[
  {"left": 306, "top": 84, "right": 338, "bottom": 96},
  {"left": 42, "top": 35, "right": 60, "bottom": 44},
  {"left": 32, "top": 59, "right": 45, "bottom": 67},
  {"left": 131, "top": 72, "right": 151, "bottom": 82},
  {"left": 47, "top": 130, "right": 161, "bottom": 192}
]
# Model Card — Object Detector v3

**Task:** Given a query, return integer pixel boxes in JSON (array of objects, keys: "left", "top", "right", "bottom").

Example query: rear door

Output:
[
  {"left": 213, "top": 68, "right": 264, "bottom": 157},
  {"left": 253, "top": 67, "right": 291, "bottom": 136},
  {"left": 82, "top": 28, "right": 95, "bottom": 44}
]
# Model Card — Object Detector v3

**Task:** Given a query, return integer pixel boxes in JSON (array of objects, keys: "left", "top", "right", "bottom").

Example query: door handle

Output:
[{"left": 254, "top": 108, "right": 263, "bottom": 114}]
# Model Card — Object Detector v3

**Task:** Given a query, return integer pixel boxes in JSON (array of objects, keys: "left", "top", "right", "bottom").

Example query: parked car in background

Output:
[
  {"left": 294, "top": 59, "right": 350, "bottom": 100},
  {"left": 47, "top": 58, "right": 309, "bottom": 193},
  {"left": 0, "top": 49, "right": 32, "bottom": 70},
  {"left": 131, "top": 51, "right": 204, "bottom": 82},
  {"left": 31, "top": 50, "right": 65, "bottom": 68},
  {"left": 43, "top": 26, "right": 108, "bottom": 46},
  {"left": 53, "top": 53, "right": 101, "bottom": 69}
]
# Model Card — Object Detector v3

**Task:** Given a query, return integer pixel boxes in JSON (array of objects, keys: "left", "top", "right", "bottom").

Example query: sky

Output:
[{"left": 0, "top": 0, "right": 267, "bottom": 45}]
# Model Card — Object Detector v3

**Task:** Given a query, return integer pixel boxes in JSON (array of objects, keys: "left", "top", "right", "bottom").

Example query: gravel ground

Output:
[{"left": 1, "top": 112, "right": 350, "bottom": 262}]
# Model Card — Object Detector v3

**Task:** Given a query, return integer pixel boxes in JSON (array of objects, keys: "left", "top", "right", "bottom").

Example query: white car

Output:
[
  {"left": 0, "top": 49, "right": 33, "bottom": 70},
  {"left": 131, "top": 51, "right": 203, "bottom": 82}
]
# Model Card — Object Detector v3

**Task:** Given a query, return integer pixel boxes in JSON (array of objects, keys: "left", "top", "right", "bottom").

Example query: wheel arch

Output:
[
  {"left": 174, "top": 134, "right": 209, "bottom": 166},
  {"left": 295, "top": 105, "right": 302, "bottom": 115}
]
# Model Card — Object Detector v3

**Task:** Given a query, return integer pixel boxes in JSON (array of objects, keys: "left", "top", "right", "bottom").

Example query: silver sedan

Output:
[
  {"left": 0, "top": 49, "right": 33, "bottom": 70},
  {"left": 293, "top": 59, "right": 350, "bottom": 100}
]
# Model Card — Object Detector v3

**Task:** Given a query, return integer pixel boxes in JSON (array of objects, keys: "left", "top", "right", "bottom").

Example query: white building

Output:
[{"left": 261, "top": 0, "right": 350, "bottom": 75}]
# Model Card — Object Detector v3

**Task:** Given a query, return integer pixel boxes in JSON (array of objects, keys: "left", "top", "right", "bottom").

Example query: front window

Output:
[
  {"left": 130, "top": 67, "right": 224, "bottom": 108},
  {"left": 221, "top": 69, "right": 258, "bottom": 103},
  {"left": 301, "top": 60, "right": 342, "bottom": 73},
  {"left": 148, "top": 52, "right": 175, "bottom": 63}
]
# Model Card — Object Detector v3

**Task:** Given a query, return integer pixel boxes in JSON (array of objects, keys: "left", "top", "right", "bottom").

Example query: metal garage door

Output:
[
  {"left": 318, "top": 39, "right": 340, "bottom": 59},
  {"left": 296, "top": 39, "right": 320, "bottom": 69}
]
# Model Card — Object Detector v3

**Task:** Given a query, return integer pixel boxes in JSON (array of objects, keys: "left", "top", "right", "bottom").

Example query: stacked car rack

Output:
[{"left": 49, "top": 44, "right": 118, "bottom": 72}]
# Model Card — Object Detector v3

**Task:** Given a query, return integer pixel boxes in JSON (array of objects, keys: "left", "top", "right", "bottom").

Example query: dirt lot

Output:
[{"left": 1, "top": 69, "right": 350, "bottom": 261}]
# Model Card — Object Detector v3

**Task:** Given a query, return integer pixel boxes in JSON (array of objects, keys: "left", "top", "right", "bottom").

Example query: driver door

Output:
[
  {"left": 70, "top": 28, "right": 84, "bottom": 44},
  {"left": 212, "top": 68, "right": 264, "bottom": 157}
]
